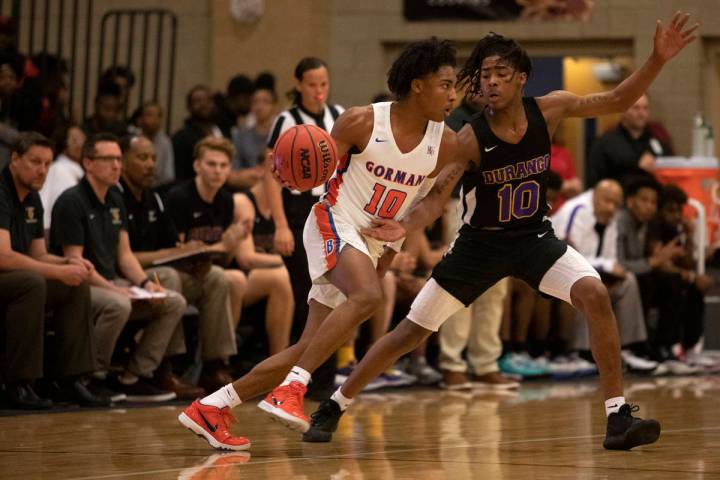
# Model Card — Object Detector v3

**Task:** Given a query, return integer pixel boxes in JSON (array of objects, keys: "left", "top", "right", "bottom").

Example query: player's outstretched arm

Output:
[
  {"left": 539, "top": 11, "right": 698, "bottom": 122},
  {"left": 362, "top": 125, "right": 474, "bottom": 242}
]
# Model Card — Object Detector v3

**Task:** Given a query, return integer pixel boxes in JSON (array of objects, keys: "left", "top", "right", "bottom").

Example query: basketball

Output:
[{"left": 272, "top": 124, "right": 338, "bottom": 192}]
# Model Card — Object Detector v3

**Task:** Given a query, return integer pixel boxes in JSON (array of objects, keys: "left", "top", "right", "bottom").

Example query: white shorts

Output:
[
  {"left": 408, "top": 247, "right": 600, "bottom": 332},
  {"left": 303, "top": 203, "right": 395, "bottom": 309}
]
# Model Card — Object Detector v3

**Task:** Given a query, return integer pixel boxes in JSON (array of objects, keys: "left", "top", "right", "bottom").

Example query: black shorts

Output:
[{"left": 431, "top": 220, "right": 568, "bottom": 306}]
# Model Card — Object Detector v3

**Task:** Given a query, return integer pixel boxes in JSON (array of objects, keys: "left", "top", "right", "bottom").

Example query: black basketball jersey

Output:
[{"left": 460, "top": 97, "right": 551, "bottom": 229}]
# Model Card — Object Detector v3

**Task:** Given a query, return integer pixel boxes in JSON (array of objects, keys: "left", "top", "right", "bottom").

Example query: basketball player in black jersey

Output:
[{"left": 304, "top": 12, "right": 697, "bottom": 450}]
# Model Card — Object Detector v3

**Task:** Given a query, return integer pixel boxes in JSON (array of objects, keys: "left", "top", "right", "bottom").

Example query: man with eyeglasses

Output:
[{"left": 49, "top": 133, "right": 186, "bottom": 402}]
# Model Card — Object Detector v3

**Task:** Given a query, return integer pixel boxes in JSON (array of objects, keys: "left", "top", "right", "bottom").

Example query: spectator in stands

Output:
[
  {"left": 550, "top": 125, "right": 582, "bottom": 210},
  {"left": 21, "top": 53, "right": 69, "bottom": 136},
  {"left": 49, "top": 133, "right": 185, "bottom": 402},
  {"left": 119, "top": 134, "right": 236, "bottom": 395},
  {"left": 552, "top": 179, "right": 657, "bottom": 372},
  {"left": 130, "top": 101, "right": 175, "bottom": 188},
  {"left": 214, "top": 74, "right": 254, "bottom": 137},
  {"left": 233, "top": 186, "right": 295, "bottom": 355},
  {"left": 40, "top": 124, "right": 86, "bottom": 228},
  {"left": 99, "top": 66, "right": 135, "bottom": 117},
  {"left": 615, "top": 177, "right": 692, "bottom": 369},
  {"left": 229, "top": 79, "right": 277, "bottom": 190},
  {"left": 166, "top": 136, "right": 249, "bottom": 328},
  {"left": 172, "top": 85, "right": 224, "bottom": 182},
  {"left": 0, "top": 51, "right": 21, "bottom": 169},
  {"left": 82, "top": 81, "right": 128, "bottom": 138},
  {"left": 0, "top": 132, "right": 108, "bottom": 408},
  {"left": 646, "top": 184, "right": 714, "bottom": 359},
  {"left": 586, "top": 93, "right": 673, "bottom": 188}
]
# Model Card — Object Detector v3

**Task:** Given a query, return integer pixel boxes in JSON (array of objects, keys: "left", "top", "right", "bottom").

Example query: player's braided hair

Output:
[
  {"left": 387, "top": 37, "right": 456, "bottom": 100},
  {"left": 457, "top": 33, "right": 532, "bottom": 96}
]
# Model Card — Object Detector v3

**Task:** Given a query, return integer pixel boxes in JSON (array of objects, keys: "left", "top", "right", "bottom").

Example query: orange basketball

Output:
[{"left": 272, "top": 124, "right": 338, "bottom": 192}]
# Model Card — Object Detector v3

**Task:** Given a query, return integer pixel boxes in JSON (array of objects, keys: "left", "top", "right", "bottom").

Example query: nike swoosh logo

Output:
[
  {"left": 537, "top": 231, "right": 548, "bottom": 238},
  {"left": 197, "top": 410, "right": 218, "bottom": 433},
  {"left": 375, "top": 138, "right": 388, "bottom": 143},
  {"left": 484, "top": 145, "right": 498, "bottom": 152}
]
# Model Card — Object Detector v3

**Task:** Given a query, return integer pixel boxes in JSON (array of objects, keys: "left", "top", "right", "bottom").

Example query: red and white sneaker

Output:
[
  {"left": 178, "top": 400, "right": 251, "bottom": 451},
  {"left": 257, "top": 381, "right": 310, "bottom": 432}
]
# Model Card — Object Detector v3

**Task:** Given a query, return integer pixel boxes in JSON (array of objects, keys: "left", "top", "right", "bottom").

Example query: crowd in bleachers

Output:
[{"left": 1, "top": 27, "right": 719, "bottom": 411}]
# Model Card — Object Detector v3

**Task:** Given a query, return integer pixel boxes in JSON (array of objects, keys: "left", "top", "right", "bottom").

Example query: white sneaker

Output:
[
  {"left": 566, "top": 353, "right": 598, "bottom": 376},
  {"left": 621, "top": 350, "right": 659, "bottom": 372},
  {"left": 653, "top": 359, "right": 702, "bottom": 376},
  {"left": 686, "top": 352, "right": 720, "bottom": 371},
  {"left": 379, "top": 368, "right": 417, "bottom": 388},
  {"left": 407, "top": 358, "right": 442, "bottom": 385}
]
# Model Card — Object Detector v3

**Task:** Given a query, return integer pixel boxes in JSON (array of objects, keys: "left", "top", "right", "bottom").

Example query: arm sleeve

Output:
[
  {"left": 0, "top": 196, "right": 11, "bottom": 230},
  {"left": 51, "top": 195, "right": 84, "bottom": 248}
]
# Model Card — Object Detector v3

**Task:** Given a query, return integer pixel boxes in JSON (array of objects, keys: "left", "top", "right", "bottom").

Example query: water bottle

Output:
[
  {"left": 705, "top": 124, "right": 715, "bottom": 158},
  {"left": 692, "top": 112, "right": 705, "bottom": 157}
]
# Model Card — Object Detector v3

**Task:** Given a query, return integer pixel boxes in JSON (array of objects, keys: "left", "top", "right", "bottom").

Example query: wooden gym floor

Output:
[{"left": 1, "top": 376, "right": 719, "bottom": 479}]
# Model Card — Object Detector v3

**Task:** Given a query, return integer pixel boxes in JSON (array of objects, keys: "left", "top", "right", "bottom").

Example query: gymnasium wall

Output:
[{"left": 209, "top": 0, "right": 720, "bottom": 158}]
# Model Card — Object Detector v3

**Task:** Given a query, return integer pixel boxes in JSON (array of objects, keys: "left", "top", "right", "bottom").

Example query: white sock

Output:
[
  {"left": 118, "top": 372, "right": 139, "bottom": 385},
  {"left": 605, "top": 396, "right": 626, "bottom": 416},
  {"left": 281, "top": 366, "right": 312, "bottom": 386},
  {"left": 200, "top": 384, "right": 243, "bottom": 409},
  {"left": 331, "top": 388, "right": 353, "bottom": 411}
]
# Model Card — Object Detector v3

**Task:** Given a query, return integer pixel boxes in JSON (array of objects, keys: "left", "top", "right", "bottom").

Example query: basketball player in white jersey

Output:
[{"left": 178, "top": 38, "right": 460, "bottom": 449}]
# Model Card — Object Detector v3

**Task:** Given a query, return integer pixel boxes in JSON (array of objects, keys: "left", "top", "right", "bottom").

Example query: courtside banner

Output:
[{"left": 403, "top": 0, "right": 593, "bottom": 22}]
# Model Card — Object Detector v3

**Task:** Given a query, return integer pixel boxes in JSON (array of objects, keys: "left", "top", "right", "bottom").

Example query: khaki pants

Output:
[
  {"left": 439, "top": 278, "right": 509, "bottom": 376},
  {"left": 150, "top": 266, "right": 236, "bottom": 361},
  {"left": 572, "top": 272, "right": 647, "bottom": 350},
  {"left": 90, "top": 278, "right": 186, "bottom": 378}
]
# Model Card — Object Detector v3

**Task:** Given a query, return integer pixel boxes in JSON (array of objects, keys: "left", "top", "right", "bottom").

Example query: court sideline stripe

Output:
[{"left": 61, "top": 425, "right": 720, "bottom": 480}]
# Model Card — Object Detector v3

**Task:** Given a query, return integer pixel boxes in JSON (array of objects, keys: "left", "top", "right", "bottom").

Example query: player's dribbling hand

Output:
[
  {"left": 361, "top": 218, "right": 406, "bottom": 242},
  {"left": 653, "top": 12, "right": 699, "bottom": 63},
  {"left": 274, "top": 225, "right": 295, "bottom": 256},
  {"left": 270, "top": 163, "right": 291, "bottom": 189}
]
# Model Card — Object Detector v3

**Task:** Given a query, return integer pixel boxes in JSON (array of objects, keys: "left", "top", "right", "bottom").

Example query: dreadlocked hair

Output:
[
  {"left": 387, "top": 37, "right": 456, "bottom": 99},
  {"left": 457, "top": 33, "right": 532, "bottom": 96}
]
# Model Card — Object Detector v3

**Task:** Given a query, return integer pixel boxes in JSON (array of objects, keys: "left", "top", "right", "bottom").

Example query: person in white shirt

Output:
[
  {"left": 551, "top": 179, "right": 655, "bottom": 371},
  {"left": 40, "top": 125, "right": 86, "bottom": 228}
]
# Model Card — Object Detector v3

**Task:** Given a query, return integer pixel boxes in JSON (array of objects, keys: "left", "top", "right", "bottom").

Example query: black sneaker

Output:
[
  {"left": 6, "top": 383, "right": 53, "bottom": 410},
  {"left": 88, "top": 379, "right": 127, "bottom": 403},
  {"left": 302, "top": 399, "right": 344, "bottom": 443},
  {"left": 110, "top": 376, "right": 177, "bottom": 403},
  {"left": 50, "top": 379, "right": 112, "bottom": 407},
  {"left": 603, "top": 404, "right": 661, "bottom": 450}
]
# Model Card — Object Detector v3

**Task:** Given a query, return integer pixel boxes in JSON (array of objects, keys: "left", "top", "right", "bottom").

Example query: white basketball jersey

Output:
[{"left": 323, "top": 102, "right": 443, "bottom": 228}]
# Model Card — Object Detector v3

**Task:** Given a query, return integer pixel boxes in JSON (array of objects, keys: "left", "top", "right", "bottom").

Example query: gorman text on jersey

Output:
[{"left": 365, "top": 161, "right": 426, "bottom": 187}]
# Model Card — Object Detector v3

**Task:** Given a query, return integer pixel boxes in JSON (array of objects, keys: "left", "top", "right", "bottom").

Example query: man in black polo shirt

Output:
[
  {"left": 586, "top": 94, "right": 673, "bottom": 188},
  {"left": 50, "top": 133, "right": 186, "bottom": 402},
  {"left": 119, "top": 135, "right": 236, "bottom": 395},
  {"left": 166, "top": 136, "right": 248, "bottom": 333},
  {"left": 0, "top": 132, "right": 109, "bottom": 409}
]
